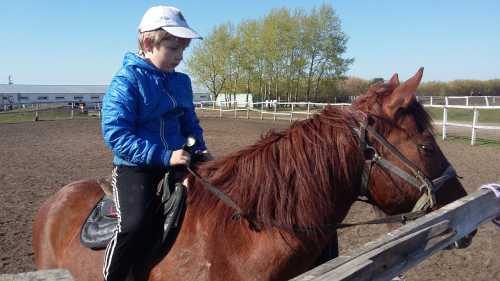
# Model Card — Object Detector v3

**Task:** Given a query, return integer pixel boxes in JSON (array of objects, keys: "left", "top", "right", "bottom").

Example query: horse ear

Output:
[
  {"left": 389, "top": 73, "right": 400, "bottom": 86},
  {"left": 383, "top": 67, "right": 424, "bottom": 119}
]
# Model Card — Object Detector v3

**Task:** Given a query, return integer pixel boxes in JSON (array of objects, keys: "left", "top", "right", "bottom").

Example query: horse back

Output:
[{"left": 32, "top": 180, "right": 103, "bottom": 269}]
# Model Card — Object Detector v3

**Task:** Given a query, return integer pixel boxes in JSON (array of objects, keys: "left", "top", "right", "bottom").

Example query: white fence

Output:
[
  {"left": 195, "top": 101, "right": 350, "bottom": 122},
  {"left": 291, "top": 183, "right": 500, "bottom": 281},
  {"left": 0, "top": 102, "right": 102, "bottom": 121},
  {"left": 416, "top": 95, "right": 498, "bottom": 107},
  {"left": 195, "top": 99, "right": 500, "bottom": 145},
  {"left": 425, "top": 104, "right": 500, "bottom": 145}
]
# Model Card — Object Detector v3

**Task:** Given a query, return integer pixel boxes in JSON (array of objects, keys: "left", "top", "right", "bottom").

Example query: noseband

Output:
[{"left": 354, "top": 115, "right": 458, "bottom": 212}]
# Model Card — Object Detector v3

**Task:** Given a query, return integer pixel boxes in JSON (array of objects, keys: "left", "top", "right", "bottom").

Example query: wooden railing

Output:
[{"left": 291, "top": 184, "right": 500, "bottom": 281}]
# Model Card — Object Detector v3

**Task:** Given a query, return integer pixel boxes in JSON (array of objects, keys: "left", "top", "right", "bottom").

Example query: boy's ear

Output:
[{"left": 142, "top": 38, "right": 154, "bottom": 53}]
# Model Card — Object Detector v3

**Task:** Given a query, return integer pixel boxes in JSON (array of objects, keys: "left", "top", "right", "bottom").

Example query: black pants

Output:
[{"left": 103, "top": 165, "right": 166, "bottom": 281}]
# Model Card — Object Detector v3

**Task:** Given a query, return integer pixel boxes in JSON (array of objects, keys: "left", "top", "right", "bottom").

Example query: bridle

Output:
[{"left": 354, "top": 114, "right": 459, "bottom": 213}]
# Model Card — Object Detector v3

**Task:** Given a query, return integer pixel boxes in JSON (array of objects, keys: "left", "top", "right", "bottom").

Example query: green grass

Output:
[
  {"left": 0, "top": 110, "right": 96, "bottom": 124},
  {"left": 426, "top": 107, "right": 500, "bottom": 124},
  {"left": 434, "top": 132, "right": 500, "bottom": 148}
]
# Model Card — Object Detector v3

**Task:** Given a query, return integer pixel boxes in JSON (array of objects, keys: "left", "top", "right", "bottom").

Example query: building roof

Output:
[{"left": 0, "top": 84, "right": 108, "bottom": 94}]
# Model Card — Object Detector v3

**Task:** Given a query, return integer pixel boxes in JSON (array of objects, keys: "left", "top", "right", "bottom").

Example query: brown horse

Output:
[{"left": 33, "top": 68, "right": 474, "bottom": 281}]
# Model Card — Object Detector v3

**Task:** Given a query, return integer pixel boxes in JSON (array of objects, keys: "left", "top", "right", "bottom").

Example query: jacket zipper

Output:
[
  {"left": 160, "top": 118, "right": 169, "bottom": 150},
  {"left": 160, "top": 73, "right": 174, "bottom": 151}
]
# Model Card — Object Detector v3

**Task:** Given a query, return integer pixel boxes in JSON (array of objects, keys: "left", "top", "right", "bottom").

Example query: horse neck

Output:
[{"left": 190, "top": 107, "right": 364, "bottom": 243}]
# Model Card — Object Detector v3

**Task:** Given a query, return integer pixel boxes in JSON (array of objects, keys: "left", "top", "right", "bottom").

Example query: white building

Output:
[
  {"left": 0, "top": 84, "right": 107, "bottom": 105},
  {"left": 215, "top": 93, "right": 253, "bottom": 108},
  {"left": 0, "top": 84, "right": 244, "bottom": 108}
]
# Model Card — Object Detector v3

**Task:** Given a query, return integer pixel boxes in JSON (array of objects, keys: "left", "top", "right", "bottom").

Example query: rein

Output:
[{"left": 186, "top": 166, "right": 245, "bottom": 220}]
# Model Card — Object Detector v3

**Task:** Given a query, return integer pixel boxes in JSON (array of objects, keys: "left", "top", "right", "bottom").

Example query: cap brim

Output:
[{"left": 161, "top": 26, "right": 202, "bottom": 39}]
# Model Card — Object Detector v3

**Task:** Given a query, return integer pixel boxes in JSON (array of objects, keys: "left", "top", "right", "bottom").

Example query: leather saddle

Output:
[{"left": 80, "top": 171, "right": 187, "bottom": 250}]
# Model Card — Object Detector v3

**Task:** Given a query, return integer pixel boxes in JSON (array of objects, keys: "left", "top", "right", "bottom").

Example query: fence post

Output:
[
  {"left": 246, "top": 102, "right": 249, "bottom": 119},
  {"left": 273, "top": 102, "right": 277, "bottom": 121},
  {"left": 234, "top": 101, "right": 237, "bottom": 119},
  {"left": 219, "top": 102, "right": 222, "bottom": 119},
  {"left": 471, "top": 108, "right": 479, "bottom": 145},
  {"left": 290, "top": 103, "right": 294, "bottom": 122},
  {"left": 307, "top": 102, "right": 311, "bottom": 118},
  {"left": 485, "top": 96, "right": 490, "bottom": 107},
  {"left": 466, "top": 96, "right": 469, "bottom": 107},
  {"left": 430, "top": 96, "right": 433, "bottom": 106},
  {"left": 260, "top": 102, "right": 264, "bottom": 120},
  {"left": 34, "top": 104, "right": 39, "bottom": 121},
  {"left": 445, "top": 96, "right": 449, "bottom": 106},
  {"left": 442, "top": 107, "right": 448, "bottom": 140}
]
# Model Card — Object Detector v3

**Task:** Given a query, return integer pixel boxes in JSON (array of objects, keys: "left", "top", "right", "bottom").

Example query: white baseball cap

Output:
[{"left": 138, "top": 6, "right": 202, "bottom": 39}]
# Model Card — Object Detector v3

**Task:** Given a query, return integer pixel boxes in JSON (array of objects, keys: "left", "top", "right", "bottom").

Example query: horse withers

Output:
[{"left": 33, "top": 68, "right": 476, "bottom": 281}]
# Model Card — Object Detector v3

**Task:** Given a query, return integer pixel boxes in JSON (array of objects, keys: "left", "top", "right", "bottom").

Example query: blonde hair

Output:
[{"left": 138, "top": 29, "right": 191, "bottom": 55}]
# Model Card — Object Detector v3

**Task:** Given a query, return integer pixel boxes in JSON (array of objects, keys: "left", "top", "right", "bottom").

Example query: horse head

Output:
[{"left": 352, "top": 68, "right": 475, "bottom": 248}]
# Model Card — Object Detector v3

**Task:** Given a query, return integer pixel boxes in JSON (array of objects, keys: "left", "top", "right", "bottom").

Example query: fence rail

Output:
[
  {"left": 417, "top": 95, "right": 499, "bottom": 107},
  {"left": 291, "top": 183, "right": 500, "bottom": 281},
  {"left": 195, "top": 100, "right": 500, "bottom": 145},
  {"left": 0, "top": 102, "right": 101, "bottom": 122},
  {"left": 1, "top": 99, "right": 498, "bottom": 145}
]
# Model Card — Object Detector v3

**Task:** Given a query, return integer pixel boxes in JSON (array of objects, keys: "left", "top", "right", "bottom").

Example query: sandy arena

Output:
[{"left": 0, "top": 117, "right": 499, "bottom": 280}]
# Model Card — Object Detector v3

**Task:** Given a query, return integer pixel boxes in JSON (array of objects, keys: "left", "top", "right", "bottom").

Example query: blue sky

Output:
[{"left": 1, "top": 0, "right": 498, "bottom": 85}]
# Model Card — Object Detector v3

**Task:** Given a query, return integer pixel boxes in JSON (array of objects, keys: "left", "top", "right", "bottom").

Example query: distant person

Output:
[{"left": 100, "top": 5, "right": 212, "bottom": 281}]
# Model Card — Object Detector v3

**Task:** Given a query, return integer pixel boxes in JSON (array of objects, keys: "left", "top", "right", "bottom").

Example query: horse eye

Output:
[{"left": 418, "top": 143, "right": 435, "bottom": 154}]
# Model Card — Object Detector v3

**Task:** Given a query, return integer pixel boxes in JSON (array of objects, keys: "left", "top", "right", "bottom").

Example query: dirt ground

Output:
[{"left": 0, "top": 117, "right": 499, "bottom": 280}]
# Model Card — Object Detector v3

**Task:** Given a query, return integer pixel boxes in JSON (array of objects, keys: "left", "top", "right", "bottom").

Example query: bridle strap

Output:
[
  {"left": 364, "top": 124, "right": 434, "bottom": 191},
  {"left": 375, "top": 157, "right": 426, "bottom": 190},
  {"left": 355, "top": 115, "right": 459, "bottom": 212}
]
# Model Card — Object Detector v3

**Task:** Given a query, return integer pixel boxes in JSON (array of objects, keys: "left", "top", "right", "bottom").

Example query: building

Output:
[
  {"left": 0, "top": 83, "right": 240, "bottom": 108},
  {"left": 215, "top": 93, "right": 253, "bottom": 108},
  {"left": 0, "top": 84, "right": 107, "bottom": 105}
]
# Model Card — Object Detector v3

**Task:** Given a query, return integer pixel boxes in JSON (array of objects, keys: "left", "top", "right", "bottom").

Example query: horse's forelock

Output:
[{"left": 353, "top": 82, "right": 433, "bottom": 134}]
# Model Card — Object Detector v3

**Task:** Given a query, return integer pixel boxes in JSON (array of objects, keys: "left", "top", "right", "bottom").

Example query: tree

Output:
[
  {"left": 186, "top": 24, "right": 234, "bottom": 101},
  {"left": 187, "top": 4, "right": 353, "bottom": 103}
]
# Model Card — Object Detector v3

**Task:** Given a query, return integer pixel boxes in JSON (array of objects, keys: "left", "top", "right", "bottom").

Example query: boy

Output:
[{"left": 101, "top": 6, "right": 209, "bottom": 281}]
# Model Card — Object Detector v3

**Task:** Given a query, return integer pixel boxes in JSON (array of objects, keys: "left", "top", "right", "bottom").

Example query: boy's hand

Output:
[
  {"left": 201, "top": 151, "right": 214, "bottom": 161},
  {"left": 194, "top": 150, "right": 214, "bottom": 162},
  {"left": 170, "top": 149, "right": 191, "bottom": 166}
]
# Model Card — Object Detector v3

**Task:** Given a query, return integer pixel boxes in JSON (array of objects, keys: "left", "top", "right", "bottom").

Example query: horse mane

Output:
[{"left": 188, "top": 106, "right": 364, "bottom": 239}]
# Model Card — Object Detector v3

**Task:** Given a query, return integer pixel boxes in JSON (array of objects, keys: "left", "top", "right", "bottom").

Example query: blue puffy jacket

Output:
[{"left": 101, "top": 52, "right": 207, "bottom": 168}]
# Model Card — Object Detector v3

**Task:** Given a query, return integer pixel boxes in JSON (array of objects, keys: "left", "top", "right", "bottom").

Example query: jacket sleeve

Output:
[
  {"left": 179, "top": 75, "right": 207, "bottom": 152},
  {"left": 101, "top": 74, "right": 172, "bottom": 167}
]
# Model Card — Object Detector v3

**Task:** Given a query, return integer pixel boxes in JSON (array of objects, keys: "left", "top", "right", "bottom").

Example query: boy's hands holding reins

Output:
[{"left": 169, "top": 149, "right": 191, "bottom": 166}]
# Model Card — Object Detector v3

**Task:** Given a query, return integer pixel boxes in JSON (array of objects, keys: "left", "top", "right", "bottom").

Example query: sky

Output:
[{"left": 0, "top": 0, "right": 499, "bottom": 85}]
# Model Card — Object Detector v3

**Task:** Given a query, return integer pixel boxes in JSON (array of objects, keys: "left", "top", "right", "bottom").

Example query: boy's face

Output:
[{"left": 146, "top": 38, "right": 189, "bottom": 72}]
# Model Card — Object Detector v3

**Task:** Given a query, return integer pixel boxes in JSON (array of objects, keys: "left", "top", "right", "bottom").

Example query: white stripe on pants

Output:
[{"left": 103, "top": 167, "right": 122, "bottom": 279}]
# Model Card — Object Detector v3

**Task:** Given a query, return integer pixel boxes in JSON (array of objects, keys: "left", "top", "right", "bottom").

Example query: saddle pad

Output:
[{"left": 80, "top": 182, "right": 186, "bottom": 251}]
